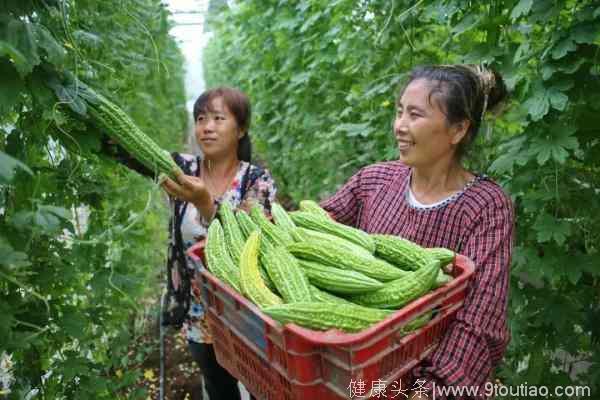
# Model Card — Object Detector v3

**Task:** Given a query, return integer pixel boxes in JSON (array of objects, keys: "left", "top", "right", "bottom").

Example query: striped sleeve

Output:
[
  {"left": 321, "top": 162, "right": 406, "bottom": 227},
  {"left": 320, "top": 167, "right": 367, "bottom": 227},
  {"left": 411, "top": 200, "right": 514, "bottom": 399}
]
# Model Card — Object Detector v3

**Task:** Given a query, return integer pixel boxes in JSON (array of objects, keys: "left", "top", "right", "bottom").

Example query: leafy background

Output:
[
  {"left": 203, "top": 0, "right": 600, "bottom": 397},
  {"left": 1, "top": 0, "right": 599, "bottom": 398},
  {"left": 1, "top": 0, "right": 187, "bottom": 398}
]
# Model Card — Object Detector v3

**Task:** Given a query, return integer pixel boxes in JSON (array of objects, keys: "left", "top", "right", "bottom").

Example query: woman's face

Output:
[
  {"left": 195, "top": 96, "right": 242, "bottom": 160},
  {"left": 393, "top": 79, "right": 466, "bottom": 168}
]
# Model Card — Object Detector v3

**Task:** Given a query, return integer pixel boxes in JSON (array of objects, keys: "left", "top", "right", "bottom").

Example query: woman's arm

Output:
[
  {"left": 319, "top": 167, "right": 366, "bottom": 227},
  {"left": 101, "top": 137, "right": 156, "bottom": 178},
  {"left": 410, "top": 202, "right": 514, "bottom": 399}
]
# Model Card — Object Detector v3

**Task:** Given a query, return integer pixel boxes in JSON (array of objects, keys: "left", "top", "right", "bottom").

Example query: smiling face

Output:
[
  {"left": 393, "top": 79, "right": 468, "bottom": 168},
  {"left": 195, "top": 96, "right": 243, "bottom": 160}
]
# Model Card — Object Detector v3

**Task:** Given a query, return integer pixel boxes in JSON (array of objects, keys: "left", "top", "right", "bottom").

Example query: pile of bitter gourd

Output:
[{"left": 204, "top": 200, "right": 455, "bottom": 334}]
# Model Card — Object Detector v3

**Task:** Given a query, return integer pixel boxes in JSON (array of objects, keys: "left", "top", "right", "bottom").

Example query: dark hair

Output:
[
  {"left": 399, "top": 64, "right": 508, "bottom": 158},
  {"left": 193, "top": 87, "right": 252, "bottom": 162}
]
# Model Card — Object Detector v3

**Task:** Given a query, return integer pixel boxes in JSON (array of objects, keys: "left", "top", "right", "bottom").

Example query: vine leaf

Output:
[
  {"left": 11, "top": 205, "right": 73, "bottom": 234},
  {"left": 533, "top": 213, "right": 571, "bottom": 245},
  {"left": 551, "top": 37, "right": 577, "bottom": 60},
  {"left": 0, "top": 239, "right": 31, "bottom": 269},
  {"left": 336, "top": 122, "right": 374, "bottom": 138},
  {"left": 530, "top": 128, "right": 578, "bottom": 165},
  {"left": 523, "top": 86, "right": 549, "bottom": 121},
  {"left": 0, "top": 151, "right": 33, "bottom": 184},
  {"left": 0, "top": 60, "right": 25, "bottom": 115},
  {"left": 510, "top": 0, "right": 533, "bottom": 20},
  {"left": 34, "top": 24, "right": 67, "bottom": 66},
  {"left": 0, "top": 15, "right": 40, "bottom": 77}
]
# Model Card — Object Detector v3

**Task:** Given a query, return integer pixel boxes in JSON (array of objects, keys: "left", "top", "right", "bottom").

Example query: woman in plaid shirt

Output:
[{"left": 321, "top": 65, "right": 514, "bottom": 399}]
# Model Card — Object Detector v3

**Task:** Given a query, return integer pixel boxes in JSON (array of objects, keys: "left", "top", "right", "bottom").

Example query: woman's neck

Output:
[
  {"left": 202, "top": 155, "right": 240, "bottom": 197},
  {"left": 410, "top": 159, "right": 471, "bottom": 204},
  {"left": 203, "top": 154, "right": 240, "bottom": 178}
]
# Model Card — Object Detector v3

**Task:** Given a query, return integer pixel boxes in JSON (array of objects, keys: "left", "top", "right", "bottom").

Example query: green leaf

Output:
[
  {"left": 510, "top": 0, "right": 534, "bottom": 20},
  {"left": 571, "top": 23, "right": 599, "bottom": 44},
  {"left": 34, "top": 24, "right": 67, "bottom": 66},
  {"left": 61, "top": 311, "right": 87, "bottom": 339},
  {"left": 336, "top": 122, "right": 374, "bottom": 138},
  {"left": 523, "top": 351, "right": 545, "bottom": 384},
  {"left": 0, "top": 59, "right": 25, "bottom": 115},
  {"left": 0, "top": 238, "right": 31, "bottom": 269},
  {"left": 299, "top": 12, "right": 322, "bottom": 33},
  {"left": 533, "top": 213, "right": 571, "bottom": 245},
  {"left": 451, "top": 14, "right": 480, "bottom": 36},
  {"left": 548, "top": 88, "right": 568, "bottom": 111},
  {"left": 565, "top": 264, "right": 582, "bottom": 285},
  {"left": 33, "top": 209, "right": 61, "bottom": 232},
  {"left": 488, "top": 154, "right": 513, "bottom": 175},
  {"left": 580, "top": 254, "right": 600, "bottom": 277},
  {"left": 68, "top": 129, "right": 103, "bottom": 153},
  {"left": 0, "top": 15, "right": 40, "bottom": 77},
  {"left": 38, "top": 205, "right": 72, "bottom": 221},
  {"left": 531, "top": 138, "right": 563, "bottom": 165},
  {"left": 0, "top": 150, "right": 33, "bottom": 184},
  {"left": 61, "top": 355, "right": 89, "bottom": 382},
  {"left": 523, "top": 89, "right": 549, "bottom": 121},
  {"left": 513, "top": 41, "right": 530, "bottom": 63},
  {"left": 47, "top": 80, "right": 87, "bottom": 115},
  {"left": 532, "top": 127, "right": 579, "bottom": 165},
  {"left": 551, "top": 38, "right": 577, "bottom": 60},
  {"left": 72, "top": 29, "right": 103, "bottom": 49},
  {"left": 11, "top": 204, "right": 71, "bottom": 234},
  {"left": 558, "top": 58, "right": 586, "bottom": 74}
]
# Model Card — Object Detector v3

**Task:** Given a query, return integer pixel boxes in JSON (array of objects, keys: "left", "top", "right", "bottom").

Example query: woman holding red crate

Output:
[
  {"left": 161, "top": 87, "right": 274, "bottom": 400},
  {"left": 321, "top": 64, "right": 514, "bottom": 399}
]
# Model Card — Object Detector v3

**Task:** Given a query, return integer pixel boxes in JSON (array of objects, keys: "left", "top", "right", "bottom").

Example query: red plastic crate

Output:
[{"left": 187, "top": 241, "right": 475, "bottom": 400}]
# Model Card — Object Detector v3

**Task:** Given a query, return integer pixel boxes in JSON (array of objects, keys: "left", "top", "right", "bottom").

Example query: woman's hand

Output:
[{"left": 162, "top": 171, "right": 215, "bottom": 219}]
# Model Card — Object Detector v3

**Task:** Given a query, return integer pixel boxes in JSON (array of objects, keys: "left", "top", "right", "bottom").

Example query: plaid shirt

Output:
[{"left": 321, "top": 161, "right": 514, "bottom": 400}]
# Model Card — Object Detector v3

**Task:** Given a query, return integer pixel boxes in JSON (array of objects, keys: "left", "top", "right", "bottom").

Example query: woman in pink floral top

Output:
[{"left": 162, "top": 87, "right": 275, "bottom": 400}]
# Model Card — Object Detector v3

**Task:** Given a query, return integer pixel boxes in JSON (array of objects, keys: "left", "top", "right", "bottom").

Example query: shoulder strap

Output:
[
  {"left": 240, "top": 163, "right": 265, "bottom": 200},
  {"left": 163, "top": 154, "right": 201, "bottom": 327}
]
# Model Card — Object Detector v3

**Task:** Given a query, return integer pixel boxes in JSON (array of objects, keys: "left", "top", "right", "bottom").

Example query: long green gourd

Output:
[
  {"left": 298, "top": 200, "right": 331, "bottom": 219},
  {"left": 427, "top": 247, "right": 456, "bottom": 266},
  {"left": 236, "top": 209, "right": 259, "bottom": 240},
  {"left": 350, "top": 256, "right": 442, "bottom": 309},
  {"left": 205, "top": 220, "right": 241, "bottom": 292},
  {"left": 308, "top": 285, "right": 355, "bottom": 306},
  {"left": 271, "top": 203, "right": 303, "bottom": 242},
  {"left": 290, "top": 211, "right": 375, "bottom": 253},
  {"left": 250, "top": 204, "right": 293, "bottom": 247},
  {"left": 372, "top": 234, "right": 434, "bottom": 271},
  {"left": 262, "top": 246, "right": 312, "bottom": 303},
  {"left": 239, "top": 231, "right": 283, "bottom": 308},
  {"left": 263, "top": 302, "right": 393, "bottom": 333},
  {"left": 234, "top": 210, "right": 279, "bottom": 292},
  {"left": 81, "top": 84, "right": 182, "bottom": 180},
  {"left": 297, "top": 259, "right": 384, "bottom": 294},
  {"left": 296, "top": 227, "right": 375, "bottom": 260},
  {"left": 287, "top": 240, "right": 405, "bottom": 281},
  {"left": 218, "top": 202, "right": 245, "bottom": 265}
]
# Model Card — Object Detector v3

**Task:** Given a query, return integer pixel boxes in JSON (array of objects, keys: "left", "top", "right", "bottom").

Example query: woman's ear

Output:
[{"left": 451, "top": 120, "right": 470, "bottom": 145}]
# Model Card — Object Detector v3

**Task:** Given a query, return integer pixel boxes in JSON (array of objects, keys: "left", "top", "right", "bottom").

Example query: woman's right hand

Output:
[{"left": 162, "top": 171, "right": 215, "bottom": 219}]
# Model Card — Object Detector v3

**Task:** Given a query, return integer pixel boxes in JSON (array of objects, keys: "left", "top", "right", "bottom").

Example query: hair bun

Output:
[{"left": 470, "top": 65, "right": 508, "bottom": 115}]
